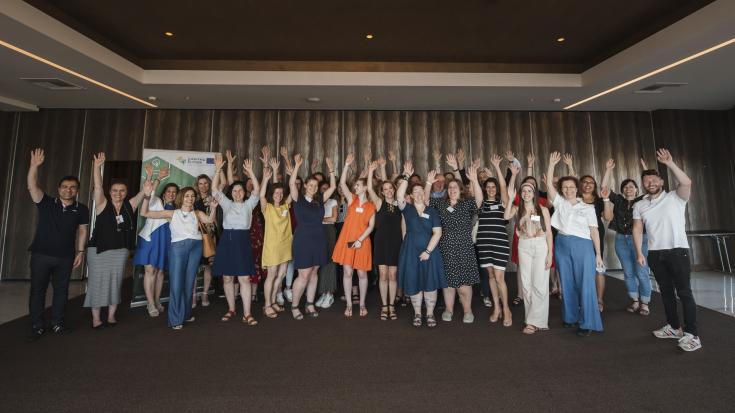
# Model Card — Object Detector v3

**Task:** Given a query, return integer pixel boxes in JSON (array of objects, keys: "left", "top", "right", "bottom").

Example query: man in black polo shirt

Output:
[{"left": 27, "top": 148, "right": 89, "bottom": 341}]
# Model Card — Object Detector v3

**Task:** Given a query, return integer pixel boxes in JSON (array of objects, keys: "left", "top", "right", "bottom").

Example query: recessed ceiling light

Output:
[
  {"left": 0, "top": 38, "right": 157, "bottom": 108},
  {"left": 557, "top": 37, "right": 565, "bottom": 43},
  {"left": 565, "top": 36, "right": 735, "bottom": 109},
  {"left": 164, "top": 32, "right": 174, "bottom": 37},
  {"left": 553, "top": 98, "right": 562, "bottom": 103},
  {"left": 306, "top": 97, "right": 321, "bottom": 102},
  {"left": 366, "top": 34, "right": 374, "bottom": 39}
]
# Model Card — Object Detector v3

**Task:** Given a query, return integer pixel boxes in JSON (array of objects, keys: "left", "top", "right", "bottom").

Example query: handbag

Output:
[{"left": 198, "top": 220, "right": 216, "bottom": 258}]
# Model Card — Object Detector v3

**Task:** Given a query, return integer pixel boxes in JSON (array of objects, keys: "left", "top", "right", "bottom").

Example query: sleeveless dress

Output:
[
  {"left": 475, "top": 199, "right": 509, "bottom": 270},
  {"left": 373, "top": 201, "right": 403, "bottom": 266},
  {"left": 262, "top": 203, "right": 293, "bottom": 267},
  {"left": 397, "top": 203, "right": 447, "bottom": 295},
  {"left": 292, "top": 195, "right": 328, "bottom": 269},
  {"left": 332, "top": 194, "right": 376, "bottom": 271},
  {"left": 134, "top": 197, "right": 174, "bottom": 270}
]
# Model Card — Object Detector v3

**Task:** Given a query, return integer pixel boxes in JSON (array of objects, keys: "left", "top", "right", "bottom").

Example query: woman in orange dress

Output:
[{"left": 332, "top": 153, "right": 376, "bottom": 317}]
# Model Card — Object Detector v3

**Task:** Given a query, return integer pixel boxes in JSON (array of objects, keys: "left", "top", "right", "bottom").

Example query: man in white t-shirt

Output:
[{"left": 632, "top": 149, "right": 701, "bottom": 352}]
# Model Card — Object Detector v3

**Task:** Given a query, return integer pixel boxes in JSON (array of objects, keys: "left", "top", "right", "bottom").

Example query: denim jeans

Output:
[
  {"left": 648, "top": 248, "right": 697, "bottom": 336},
  {"left": 614, "top": 233, "right": 652, "bottom": 303},
  {"left": 168, "top": 239, "right": 202, "bottom": 327}
]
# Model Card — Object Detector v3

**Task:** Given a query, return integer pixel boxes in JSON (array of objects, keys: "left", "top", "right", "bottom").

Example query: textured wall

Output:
[{"left": 0, "top": 108, "right": 731, "bottom": 279}]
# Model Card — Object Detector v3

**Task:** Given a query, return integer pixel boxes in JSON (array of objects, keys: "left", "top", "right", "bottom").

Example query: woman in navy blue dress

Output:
[
  {"left": 288, "top": 154, "right": 336, "bottom": 320},
  {"left": 397, "top": 161, "right": 446, "bottom": 328}
]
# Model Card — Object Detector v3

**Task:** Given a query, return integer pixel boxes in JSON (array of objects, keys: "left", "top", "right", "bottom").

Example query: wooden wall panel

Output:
[
  {"left": 211, "top": 110, "right": 278, "bottom": 176},
  {"left": 531, "top": 112, "right": 594, "bottom": 180},
  {"left": 3, "top": 110, "right": 86, "bottom": 279},
  {"left": 143, "top": 109, "right": 213, "bottom": 151},
  {"left": 470, "top": 112, "right": 534, "bottom": 179},
  {"left": 279, "top": 111, "right": 341, "bottom": 179}
]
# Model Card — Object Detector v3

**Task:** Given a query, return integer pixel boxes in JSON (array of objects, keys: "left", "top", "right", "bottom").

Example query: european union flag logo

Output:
[{"left": 206, "top": 158, "right": 215, "bottom": 164}]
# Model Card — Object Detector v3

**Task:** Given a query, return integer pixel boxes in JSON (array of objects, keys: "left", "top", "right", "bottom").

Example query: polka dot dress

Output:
[{"left": 430, "top": 198, "right": 480, "bottom": 288}]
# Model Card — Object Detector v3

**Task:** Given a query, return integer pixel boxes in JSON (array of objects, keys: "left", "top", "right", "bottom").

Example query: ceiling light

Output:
[
  {"left": 553, "top": 98, "right": 561, "bottom": 103},
  {"left": 306, "top": 97, "right": 321, "bottom": 102},
  {"left": 164, "top": 32, "right": 174, "bottom": 37},
  {"left": 0, "top": 38, "right": 157, "bottom": 108},
  {"left": 565, "top": 36, "right": 735, "bottom": 110},
  {"left": 366, "top": 34, "right": 374, "bottom": 39},
  {"left": 557, "top": 37, "right": 565, "bottom": 43}
]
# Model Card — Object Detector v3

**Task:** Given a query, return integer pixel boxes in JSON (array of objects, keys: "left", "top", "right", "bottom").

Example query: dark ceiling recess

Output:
[{"left": 23, "top": 0, "right": 716, "bottom": 73}]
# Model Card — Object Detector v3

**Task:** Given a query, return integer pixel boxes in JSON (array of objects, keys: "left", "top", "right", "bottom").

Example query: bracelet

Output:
[
  {"left": 143, "top": 195, "right": 151, "bottom": 200},
  {"left": 603, "top": 198, "right": 610, "bottom": 202},
  {"left": 77, "top": 250, "right": 85, "bottom": 254},
  {"left": 400, "top": 174, "right": 409, "bottom": 181},
  {"left": 328, "top": 170, "right": 335, "bottom": 174},
  {"left": 424, "top": 249, "right": 431, "bottom": 255}
]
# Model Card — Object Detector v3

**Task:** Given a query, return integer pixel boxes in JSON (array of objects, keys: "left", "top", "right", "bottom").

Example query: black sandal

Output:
[
  {"left": 380, "top": 305, "right": 389, "bottom": 321},
  {"left": 511, "top": 296, "right": 523, "bottom": 307},
  {"left": 412, "top": 313, "right": 422, "bottom": 327},
  {"left": 305, "top": 302, "right": 319, "bottom": 318},
  {"left": 426, "top": 314, "right": 437, "bottom": 328},
  {"left": 388, "top": 305, "right": 398, "bottom": 320}
]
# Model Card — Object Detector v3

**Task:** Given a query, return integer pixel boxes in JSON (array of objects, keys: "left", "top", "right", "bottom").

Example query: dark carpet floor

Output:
[{"left": 1, "top": 274, "right": 734, "bottom": 413}]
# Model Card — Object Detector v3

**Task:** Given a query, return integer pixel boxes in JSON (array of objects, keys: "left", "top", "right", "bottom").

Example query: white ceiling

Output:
[{"left": 0, "top": 0, "right": 734, "bottom": 112}]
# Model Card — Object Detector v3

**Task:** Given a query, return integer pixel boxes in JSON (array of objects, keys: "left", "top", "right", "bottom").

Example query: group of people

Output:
[{"left": 25, "top": 144, "right": 702, "bottom": 351}]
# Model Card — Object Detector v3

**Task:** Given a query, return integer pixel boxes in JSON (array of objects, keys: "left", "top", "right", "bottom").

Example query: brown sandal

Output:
[
  {"left": 359, "top": 306, "right": 368, "bottom": 317},
  {"left": 388, "top": 305, "right": 398, "bottom": 320},
  {"left": 639, "top": 303, "right": 650, "bottom": 316},
  {"left": 263, "top": 306, "right": 278, "bottom": 319},
  {"left": 242, "top": 314, "right": 258, "bottom": 326},
  {"left": 522, "top": 325, "right": 538, "bottom": 335},
  {"left": 271, "top": 303, "right": 285, "bottom": 313},
  {"left": 221, "top": 310, "right": 236, "bottom": 322}
]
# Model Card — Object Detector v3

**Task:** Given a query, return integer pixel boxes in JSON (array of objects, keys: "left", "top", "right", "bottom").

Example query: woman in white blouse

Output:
[
  {"left": 210, "top": 154, "right": 262, "bottom": 326},
  {"left": 546, "top": 152, "right": 604, "bottom": 337}
]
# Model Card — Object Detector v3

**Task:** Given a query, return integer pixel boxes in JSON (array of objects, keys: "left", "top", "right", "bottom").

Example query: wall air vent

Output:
[
  {"left": 634, "top": 82, "right": 687, "bottom": 94},
  {"left": 21, "top": 77, "right": 84, "bottom": 90}
]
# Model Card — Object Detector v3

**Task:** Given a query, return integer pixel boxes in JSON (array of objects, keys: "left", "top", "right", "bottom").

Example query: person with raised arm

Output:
[
  {"left": 546, "top": 151, "right": 603, "bottom": 337},
  {"left": 288, "top": 154, "right": 337, "bottom": 319},
  {"left": 316, "top": 176, "right": 339, "bottom": 308},
  {"left": 578, "top": 159, "right": 607, "bottom": 312},
  {"left": 367, "top": 160, "right": 404, "bottom": 320},
  {"left": 504, "top": 176, "right": 553, "bottom": 334},
  {"left": 140, "top": 181, "right": 218, "bottom": 330},
  {"left": 84, "top": 152, "right": 145, "bottom": 329},
  {"left": 600, "top": 159, "right": 651, "bottom": 316},
  {"left": 396, "top": 161, "right": 446, "bottom": 327},
  {"left": 427, "top": 162, "right": 484, "bottom": 324},
  {"left": 193, "top": 173, "right": 219, "bottom": 308},
  {"left": 260, "top": 157, "right": 293, "bottom": 318},
  {"left": 208, "top": 154, "right": 262, "bottom": 325},
  {"left": 26, "top": 148, "right": 89, "bottom": 341},
  {"left": 133, "top": 164, "right": 177, "bottom": 318},
  {"left": 633, "top": 149, "right": 701, "bottom": 352},
  {"left": 476, "top": 154, "right": 512, "bottom": 326},
  {"left": 332, "top": 153, "right": 377, "bottom": 318}
]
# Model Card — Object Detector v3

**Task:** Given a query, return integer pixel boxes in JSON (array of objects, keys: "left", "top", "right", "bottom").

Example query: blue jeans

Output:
[
  {"left": 614, "top": 233, "right": 651, "bottom": 303},
  {"left": 168, "top": 239, "right": 202, "bottom": 327}
]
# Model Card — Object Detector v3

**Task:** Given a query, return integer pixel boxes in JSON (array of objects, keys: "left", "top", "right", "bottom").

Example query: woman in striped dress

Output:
[{"left": 475, "top": 154, "right": 512, "bottom": 325}]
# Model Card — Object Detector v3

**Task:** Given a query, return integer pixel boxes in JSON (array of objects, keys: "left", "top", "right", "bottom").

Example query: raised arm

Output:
[
  {"left": 526, "top": 152, "right": 535, "bottom": 179},
  {"left": 322, "top": 157, "right": 337, "bottom": 201},
  {"left": 196, "top": 199, "right": 219, "bottom": 224},
  {"left": 445, "top": 153, "right": 459, "bottom": 177},
  {"left": 546, "top": 151, "right": 562, "bottom": 202},
  {"left": 507, "top": 161, "right": 521, "bottom": 205},
  {"left": 657, "top": 148, "right": 691, "bottom": 201},
  {"left": 140, "top": 179, "right": 174, "bottom": 220},
  {"left": 212, "top": 153, "right": 224, "bottom": 193},
  {"left": 289, "top": 154, "right": 303, "bottom": 203},
  {"left": 387, "top": 150, "right": 399, "bottom": 180},
  {"left": 225, "top": 149, "right": 237, "bottom": 185},
  {"left": 601, "top": 186, "right": 613, "bottom": 222},
  {"left": 601, "top": 159, "right": 615, "bottom": 190},
  {"left": 366, "top": 161, "right": 382, "bottom": 208},
  {"left": 259, "top": 165, "right": 272, "bottom": 211},
  {"left": 280, "top": 146, "right": 293, "bottom": 172},
  {"left": 562, "top": 153, "right": 577, "bottom": 178},
  {"left": 432, "top": 150, "right": 442, "bottom": 172},
  {"left": 27, "top": 148, "right": 45, "bottom": 203},
  {"left": 396, "top": 161, "right": 413, "bottom": 208},
  {"left": 424, "top": 170, "right": 438, "bottom": 206},
  {"left": 92, "top": 152, "right": 107, "bottom": 214},
  {"left": 467, "top": 164, "right": 483, "bottom": 208},
  {"left": 310, "top": 158, "right": 320, "bottom": 175},
  {"left": 491, "top": 154, "right": 509, "bottom": 207},
  {"left": 243, "top": 159, "right": 259, "bottom": 195},
  {"left": 377, "top": 156, "right": 387, "bottom": 181},
  {"left": 268, "top": 158, "right": 280, "bottom": 184},
  {"left": 340, "top": 153, "right": 356, "bottom": 205},
  {"left": 127, "top": 162, "right": 149, "bottom": 212},
  {"left": 503, "top": 184, "right": 518, "bottom": 220}
]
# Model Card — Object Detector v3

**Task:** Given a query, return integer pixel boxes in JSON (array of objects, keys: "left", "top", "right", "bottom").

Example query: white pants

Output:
[{"left": 518, "top": 237, "right": 550, "bottom": 329}]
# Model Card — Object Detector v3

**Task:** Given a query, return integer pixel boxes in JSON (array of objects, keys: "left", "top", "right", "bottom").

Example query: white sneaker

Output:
[
  {"left": 483, "top": 297, "right": 492, "bottom": 308},
  {"left": 316, "top": 294, "right": 327, "bottom": 308},
  {"left": 322, "top": 294, "right": 334, "bottom": 308},
  {"left": 652, "top": 324, "right": 684, "bottom": 339},
  {"left": 463, "top": 313, "right": 475, "bottom": 323},
  {"left": 284, "top": 288, "right": 293, "bottom": 302},
  {"left": 677, "top": 333, "right": 702, "bottom": 352},
  {"left": 441, "top": 311, "right": 453, "bottom": 322},
  {"left": 276, "top": 292, "right": 285, "bottom": 306}
]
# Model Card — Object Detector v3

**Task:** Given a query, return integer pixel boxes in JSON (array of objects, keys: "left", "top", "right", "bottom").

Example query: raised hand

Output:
[
  {"left": 263, "top": 166, "right": 273, "bottom": 181},
  {"left": 144, "top": 163, "right": 154, "bottom": 179},
  {"left": 260, "top": 146, "right": 270, "bottom": 164},
  {"left": 143, "top": 178, "right": 155, "bottom": 196},
  {"left": 456, "top": 148, "right": 465, "bottom": 165},
  {"left": 509, "top": 162, "right": 521, "bottom": 176},
  {"left": 242, "top": 159, "right": 254, "bottom": 173},
  {"left": 656, "top": 148, "right": 673, "bottom": 165},
  {"left": 377, "top": 156, "right": 386, "bottom": 167},
  {"left": 293, "top": 153, "right": 303, "bottom": 166},
  {"left": 214, "top": 153, "right": 225, "bottom": 171},
  {"left": 562, "top": 153, "right": 574, "bottom": 166},
  {"left": 432, "top": 149, "right": 441, "bottom": 163},
  {"left": 491, "top": 154, "right": 502, "bottom": 168},
  {"left": 158, "top": 167, "right": 170, "bottom": 181},
  {"left": 93, "top": 152, "right": 106, "bottom": 167},
  {"left": 362, "top": 151, "right": 371, "bottom": 166},
  {"left": 30, "top": 148, "right": 45, "bottom": 167},
  {"left": 445, "top": 153, "right": 459, "bottom": 170},
  {"left": 471, "top": 158, "right": 481, "bottom": 169},
  {"left": 209, "top": 198, "right": 219, "bottom": 209},
  {"left": 505, "top": 150, "right": 515, "bottom": 162},
  {"left": 368, "top": 161, "right": 378, "bottom": 173},
  {"left": 467, "top": 164, "right": 479, "bottom": 182},
  {"left": 527, "top": 152, "right": 536, "bottom": 166},
  {"left": 605, "top": 158, "right": 616, "bottom": 170},
  {"left": 311, "top": 158, "right": 319, "bottom": 172},
  {"left": 285, "top": 164, "right": 294, "bottom": 176},
  {"left": 402, "top": 160, "right": 414, "bottom": 177},
  {"left": 387, "top": 150, "right": 396, "bottom": 162},
  {"left": 541, "top": 173, "right": 547, "bottom": 186},
  {"left": 280, "top": 146, "right": 289, "bottom": 159},
  {"left": 226, "top": 149, "right": 236, "bottom": 165},
  {"left": 268, "top": 157, "right": 280, "bottom": 172},
  {"left": 344, "top": 153, "right": 355, "bottom": 166},
  {"left": 549, "top": 151, "right": 562, "bottom": 167},
  {"left": 325, "top": 157, "right": 334, "bottom": 172},
  {"left": 426, "top": 169, "right": 438, "bottom": 185}
]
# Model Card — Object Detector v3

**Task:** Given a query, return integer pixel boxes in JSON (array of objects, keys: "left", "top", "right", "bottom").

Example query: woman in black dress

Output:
[{"left": 367, "top": 160, "right": 404, "bottom": 321}]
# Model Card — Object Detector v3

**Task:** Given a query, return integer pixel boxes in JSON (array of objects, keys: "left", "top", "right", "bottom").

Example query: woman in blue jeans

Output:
[
  {"left": 141, "top": 183, "right": 218, "bottom": 330},
  {"left": 601, "top": 159, "right": 651, "bottom": 315}
]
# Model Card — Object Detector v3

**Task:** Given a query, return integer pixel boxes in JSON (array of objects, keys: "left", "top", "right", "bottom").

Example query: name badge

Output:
[
  {"left": 531, "top": 215, "right": 541, "bottom": 222},
  {"left": 281, "top": 209, "right": 289, "bottom": 217},
  {"left": 447, "top": 206, "right": 455, "bottom": 213},
  {"left": 356, "top": 207, "right": 364, "bottom": 213},
  {"left": 490, "top": 205, "right": 499, "bottom": 211},
  {"left": 116, "top": 214, "right": 125, "bottom": 224},
  {"left": 420, "top": 213, "right": 430, "bottom": 219}
]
